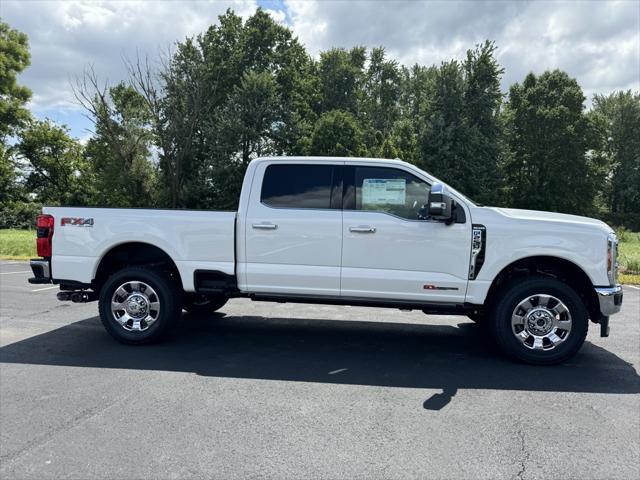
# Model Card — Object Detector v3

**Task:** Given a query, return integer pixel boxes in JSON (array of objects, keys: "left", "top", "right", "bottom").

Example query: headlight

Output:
[{"left": 607, "top": 232, "right": 618, "bottom": 285}]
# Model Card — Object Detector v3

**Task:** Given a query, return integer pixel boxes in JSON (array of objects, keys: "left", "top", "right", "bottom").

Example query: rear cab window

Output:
[{"left": 261, "top": 164, "right": 342, "bottom": 209}]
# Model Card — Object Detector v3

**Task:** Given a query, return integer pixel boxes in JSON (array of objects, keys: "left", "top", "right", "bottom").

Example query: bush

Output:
[
  {"left": 603, "top": 212, "right": 640, "bottom": 232},
  {"left": 0, "top": 201, "right": 42, "bottom": 229}
]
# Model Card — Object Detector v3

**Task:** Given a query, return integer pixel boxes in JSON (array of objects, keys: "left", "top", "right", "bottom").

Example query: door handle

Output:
[
  {"left": 252, "top": 223, "right": 278, "bottom": 230},
  {"left": 349, "top": 226, "right": 376, "bottom": 233}
]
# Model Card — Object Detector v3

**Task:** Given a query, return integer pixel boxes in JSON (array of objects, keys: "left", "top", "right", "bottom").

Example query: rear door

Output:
[
  {"left": 243, "top": 161, "right": 343, "bottom": 296},
  {"left": 340, "top": 165, "right": 471, "bottom": 303}
]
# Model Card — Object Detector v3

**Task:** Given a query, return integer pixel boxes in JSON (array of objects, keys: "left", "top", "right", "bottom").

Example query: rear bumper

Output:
[
  {"left": 595, "top": 285, "right": 623, "bottom": 316},
  {"left": 28, "top": 258, "right": 52, "bottom": 284}
]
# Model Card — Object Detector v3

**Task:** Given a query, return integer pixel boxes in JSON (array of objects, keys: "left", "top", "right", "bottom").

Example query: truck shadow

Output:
[{"left": 1, "top": 312, "right": 639, "bottom": 410}]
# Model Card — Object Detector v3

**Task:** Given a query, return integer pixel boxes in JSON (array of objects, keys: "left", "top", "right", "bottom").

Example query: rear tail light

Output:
[{"left": 36, "top": 214, "right": 54, "bottom": 257}]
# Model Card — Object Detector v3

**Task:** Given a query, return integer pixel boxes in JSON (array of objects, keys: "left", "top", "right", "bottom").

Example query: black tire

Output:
[
  {"left": 490, "top": 276, "right": 589, "bottom": 365},
  {"left": 98, "top": 266, "right": 181, "bottom": 345},
  {"left": 183, "top": 294, "right": 228, "bottom": 314}
]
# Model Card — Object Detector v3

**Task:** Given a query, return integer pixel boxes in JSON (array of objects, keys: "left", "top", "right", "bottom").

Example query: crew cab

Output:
[{"left": 28, "top": 157, "right": 623, "bottom": 364}]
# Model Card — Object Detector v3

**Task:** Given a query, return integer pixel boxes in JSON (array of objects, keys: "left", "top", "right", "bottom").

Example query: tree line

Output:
[{"left": 1, "top": 10, "right": 639, "bottom": 229}]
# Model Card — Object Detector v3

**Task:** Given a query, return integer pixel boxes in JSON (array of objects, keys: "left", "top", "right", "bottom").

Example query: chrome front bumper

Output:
[{"left": 595, "top": 285, "right": 623, "bottom": 316}]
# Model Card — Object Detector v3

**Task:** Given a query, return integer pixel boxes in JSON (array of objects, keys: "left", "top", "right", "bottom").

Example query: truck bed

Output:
[{"left": 44, "top": 206, "right": 236, "bottom": 291}]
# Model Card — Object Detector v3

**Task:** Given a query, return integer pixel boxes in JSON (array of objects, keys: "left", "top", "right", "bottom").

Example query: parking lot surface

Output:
[{"left": 1, "top": 261, "right": 639, "bottom": 479}]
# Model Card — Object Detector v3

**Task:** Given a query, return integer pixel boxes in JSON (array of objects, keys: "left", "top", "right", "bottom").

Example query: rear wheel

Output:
[
  {"left": 98, "top": 266, "right": 181, "bottom": 344},
  {"left": 490, "top": 276, "right": 588, "bottom": 365},
  {"left": 183, "top": 293, "right": 228, "bottom": 314}
]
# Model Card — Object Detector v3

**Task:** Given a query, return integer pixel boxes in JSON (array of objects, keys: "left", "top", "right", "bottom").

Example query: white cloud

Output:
[
  {"left": 264, "top": 7, "right": 287, "bottom": 25},
  {"left": 3, "top": 0, "right": 638, "bottom": 134},
  {"left": 3, "top": 0, "right": 259, "bottom": 114},
  {"left": 284, "top": 0, "right": 640, "bottom": 102}
]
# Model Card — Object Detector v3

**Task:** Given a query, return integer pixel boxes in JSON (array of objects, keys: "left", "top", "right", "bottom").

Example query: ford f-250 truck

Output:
[{"left": 28, "top": 156, "right": 623, "bottom": 364}]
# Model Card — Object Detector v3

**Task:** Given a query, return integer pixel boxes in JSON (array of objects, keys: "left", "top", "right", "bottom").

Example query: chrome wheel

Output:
[
  {"left": 511, "top": 294, "right": 572, "bottom": 351},
  {"left": 111, "top": 281, "right": 160, "bottom": 332}
]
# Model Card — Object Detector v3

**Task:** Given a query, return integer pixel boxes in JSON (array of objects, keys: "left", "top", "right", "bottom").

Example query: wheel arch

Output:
[
  {"left": 92, "top": 242, "right": 182, "bottom": 293},
  {"left": 483, "top": 255, "right": 600, "bottom": 322}
]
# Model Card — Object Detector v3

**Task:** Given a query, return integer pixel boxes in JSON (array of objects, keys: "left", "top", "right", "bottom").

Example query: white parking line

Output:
[
  {"left": 625, "top": 285, "right": 640, "bottom": 290},
  {"left": 31, "top": 286, "right": 58, "bottom": 292},
  {"left": 0, "top": 271, "right": 30, "bottom": 275}
]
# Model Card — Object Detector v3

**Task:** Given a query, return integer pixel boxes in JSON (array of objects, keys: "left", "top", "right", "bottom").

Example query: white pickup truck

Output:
[{"left": 28, "top": 156, "right": 623, "bottom": 364}]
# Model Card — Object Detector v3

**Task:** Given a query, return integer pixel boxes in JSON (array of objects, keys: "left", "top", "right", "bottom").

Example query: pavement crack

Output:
[
  {"left": 0, "top": 392, "right": 136, "bottom": 466},
  {"left": 515, "top": 427, "right": 530, "bottom": 480}
]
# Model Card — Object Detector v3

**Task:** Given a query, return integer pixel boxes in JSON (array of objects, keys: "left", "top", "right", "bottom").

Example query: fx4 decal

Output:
[{"left": 61, "top": 217, "right": 94, "bottom": 227}]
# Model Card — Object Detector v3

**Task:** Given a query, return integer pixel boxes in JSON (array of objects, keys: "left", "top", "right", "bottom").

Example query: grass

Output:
[
  {"left": 617, "top": 229, "right": 640, "bottom": 284},
  {"left": 0, "top": 229, "right": 36, "bottom": 260},
  {"left": 1, "top": 227, "right": 639, "bottom": 284}
]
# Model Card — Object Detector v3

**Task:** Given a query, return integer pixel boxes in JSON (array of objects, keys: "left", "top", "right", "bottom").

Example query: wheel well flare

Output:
[
  {"left": 93, "top": 243, "right": 181, "bottom": 291},
  {"left": 485, "top": 256, "right": 600, "bottom": 321}
]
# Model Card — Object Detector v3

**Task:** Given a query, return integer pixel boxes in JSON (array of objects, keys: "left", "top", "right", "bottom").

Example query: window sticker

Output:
[{"left": 362, "top": 178, "right": 406, "bottom": 206}]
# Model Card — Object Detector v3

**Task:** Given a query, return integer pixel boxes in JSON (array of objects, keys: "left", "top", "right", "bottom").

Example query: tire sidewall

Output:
[
  {"left": 99, "top": 267, "right": 180, "bottom": 344},
  {"left": 491, "top": 277, "right": 589, "bottom": 365}
]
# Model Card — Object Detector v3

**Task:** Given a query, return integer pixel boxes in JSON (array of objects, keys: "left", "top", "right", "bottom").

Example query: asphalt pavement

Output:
[{"left": 1, "top": 261, "right": 639, "bottom": 479}]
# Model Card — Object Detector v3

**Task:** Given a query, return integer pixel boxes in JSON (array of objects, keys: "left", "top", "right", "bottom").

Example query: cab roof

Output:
[{"left": 252, "top": 156, "right": 411, "bottom": 167}]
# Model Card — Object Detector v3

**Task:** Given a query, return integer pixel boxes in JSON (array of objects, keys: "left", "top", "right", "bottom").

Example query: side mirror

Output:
[{"left": 427, "top": 183, "right": 454, "bottom": 223}]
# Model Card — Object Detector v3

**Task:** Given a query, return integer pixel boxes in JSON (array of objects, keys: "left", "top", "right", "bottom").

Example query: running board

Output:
[{"left": 249, "top": 293, "right": 468, "bottom": 315}]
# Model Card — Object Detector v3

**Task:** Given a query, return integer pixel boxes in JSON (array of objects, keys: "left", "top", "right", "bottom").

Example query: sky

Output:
[{"left": 2, "top": 0, "right": 639, "bottom": 140}]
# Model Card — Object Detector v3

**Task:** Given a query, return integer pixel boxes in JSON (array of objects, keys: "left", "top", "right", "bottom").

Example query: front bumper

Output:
[{"left": 595, "top": 285, "right": 623, "bottom": 316}]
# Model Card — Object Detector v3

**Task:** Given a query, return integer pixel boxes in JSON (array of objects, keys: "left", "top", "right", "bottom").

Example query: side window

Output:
[
  {"left": 353, "top": 167, "right": 430, "bottom": 220},
  {"left": 261, "top": 164, "right": 337, "bottom": 209}
]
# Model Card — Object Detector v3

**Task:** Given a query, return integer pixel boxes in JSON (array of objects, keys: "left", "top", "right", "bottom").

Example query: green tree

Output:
[
  {"left": 15, "top": 120, "right": 93, "bottom": 205},
  {"left": 242, "top": 8, "right": 318, "bottom": 155},
  {"left": 207, "top": 71, "right": 282, "bottom": 209},
  {"left": 318, "top": 47, "right": 366, "bottom": 114},
  {"left": 362, "top": 47, "right": 402, "bottom": 137},
  {"left": 0, "top": 151, "right": 15, "bottom": 200},
  {"left": 78, "top": 79, "right": 157, "bottom": 207},
  {"left": 461, "top": 41, "right": 504, "bottom": 204},
  {"left": 389, "top": 119, "right": 419, "bottom": 163},
  {"left": 150, "top": 37, "right": 207, "bottom": 208},
  {"left": 148, "top": 8, "right": 315, "bottom": 209},
  {"left": 310, "top": 110, "right": 365, "bottom": 156},
  {"left": 0, "top": 20, "right": 32, "bottom": 203},
  {"left": 0, "top": 21, "right": 31, "bottom": 141},
  {"left": 591, "top": 91, "right": 640, "bottom": 226},
  {"left": 409, "top": 43, "right": 504, "bottom": 204},
  {"left": 418, "top": 60, "right": 466, "bottom": 186},
  {"left": 502, "top": 70, "right": 599, "bottom": 215},
  {"left": 393, "top": 64, "right": 437, "bottom": 164}
]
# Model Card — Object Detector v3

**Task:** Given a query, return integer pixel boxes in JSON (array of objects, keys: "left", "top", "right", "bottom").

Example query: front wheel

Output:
[
  {"left": 490, "top": 276, "right": 589, "bottom": 365},
  {"left": 98, "top": 266, "right": 181, "bottom": 345}
]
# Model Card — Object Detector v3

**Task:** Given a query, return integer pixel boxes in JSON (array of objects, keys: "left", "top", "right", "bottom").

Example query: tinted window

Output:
[
  {"left": 261, "top": 164, "right": 336, "bottom": 209},
  {"left": 352, "top": 167, "right": 430, "bottom": 220}
]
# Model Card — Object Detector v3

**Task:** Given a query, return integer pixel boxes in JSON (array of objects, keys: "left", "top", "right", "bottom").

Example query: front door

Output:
[
  {"left": 340, "top": 165, "right": 471, "bottom": 303},
  {"left": 244, "top": 162, "right": 343, "bottom": 296}
]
